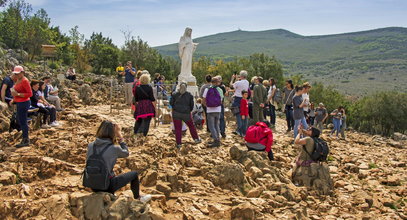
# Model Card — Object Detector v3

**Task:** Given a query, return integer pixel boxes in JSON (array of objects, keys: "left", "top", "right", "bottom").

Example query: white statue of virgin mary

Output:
[{"left": 178, "top": 27, "right": 198, "bottom": 82}]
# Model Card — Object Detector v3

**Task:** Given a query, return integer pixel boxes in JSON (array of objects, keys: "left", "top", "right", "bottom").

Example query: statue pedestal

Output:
[{"left": 178, "top": 74, "right": 199, "bottom": 98}]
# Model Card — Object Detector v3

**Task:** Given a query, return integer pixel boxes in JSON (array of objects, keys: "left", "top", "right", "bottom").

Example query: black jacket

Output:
[{"left": 171, "top": 91, "right": 194, "bottom": 114}]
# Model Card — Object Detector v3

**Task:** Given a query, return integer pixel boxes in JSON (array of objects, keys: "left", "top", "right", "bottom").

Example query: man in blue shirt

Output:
[
  {"left": 124, "top": 61, "right": 136, "bottom": 105},
  {"left": 1, "top": 74, "right": 16, "bottom": 106}
]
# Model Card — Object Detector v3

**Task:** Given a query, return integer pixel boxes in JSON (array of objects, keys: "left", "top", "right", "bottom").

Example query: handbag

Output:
[{"left": 230, "top": 106, "right": 240, "bottom": 115}]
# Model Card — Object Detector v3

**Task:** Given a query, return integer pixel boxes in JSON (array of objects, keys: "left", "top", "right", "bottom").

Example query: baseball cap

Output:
[{"left": 12, "top": 66, "right": 24, "bottom": 74}]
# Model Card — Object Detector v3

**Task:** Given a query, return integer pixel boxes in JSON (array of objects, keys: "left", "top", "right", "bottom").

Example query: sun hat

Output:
[{"left": 12, "top": 66, "right": 24, "bottom": 74}]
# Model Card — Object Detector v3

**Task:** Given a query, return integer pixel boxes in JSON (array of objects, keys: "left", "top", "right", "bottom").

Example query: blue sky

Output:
[{"left": 25, "top": 0, "right": 407, "bottom": 47}]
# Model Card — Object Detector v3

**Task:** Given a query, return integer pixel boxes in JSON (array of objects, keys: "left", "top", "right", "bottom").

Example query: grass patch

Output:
[{"left": 368, "top": 163, "right": 378, "bottom": 169}]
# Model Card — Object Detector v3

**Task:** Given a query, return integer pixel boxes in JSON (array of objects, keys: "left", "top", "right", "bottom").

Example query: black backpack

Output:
[
  {"left": 83, "top": 144, "right": 111, "bottom": 190},
  {"left": 303, "top": 137, "right": 329, "bottom": 162}
]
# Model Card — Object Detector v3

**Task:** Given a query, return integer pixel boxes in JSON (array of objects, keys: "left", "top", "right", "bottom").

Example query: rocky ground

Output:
[
  {"left": 0, "top": 60, "right": 406, "bottom": 219},
  {"left": 0, "top": 96, "right": 406, "bottom": 219}
]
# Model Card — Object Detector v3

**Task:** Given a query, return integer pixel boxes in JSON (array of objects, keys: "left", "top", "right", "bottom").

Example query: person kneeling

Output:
[
  {"left": 244, "top": 121, "right": 274, "bottom": 160},
  {"left": 83, "top": 121, "right": 151, "bottom": 202}
]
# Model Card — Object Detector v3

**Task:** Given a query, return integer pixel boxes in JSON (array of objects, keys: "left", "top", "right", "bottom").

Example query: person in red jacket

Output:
[
  {"left": 244, "top": 121, "right": 274, "bottom": 160},
  {"left": 238, "top": 90, "right": 249, "bottom": 136},
  {"left": 10, "top": 66, "right": 33, "bottom": 147}
]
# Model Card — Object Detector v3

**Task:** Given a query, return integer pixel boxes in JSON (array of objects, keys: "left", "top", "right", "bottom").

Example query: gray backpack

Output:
[{"left": 83, "top": 144, "right": 111, "bottom": 190}]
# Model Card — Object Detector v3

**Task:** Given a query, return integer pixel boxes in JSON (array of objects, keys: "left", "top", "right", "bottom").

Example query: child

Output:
[
  {"left": 192, "top": 98, "right": 204, "bottom": 129},
  {"left": 239, "top": 90, "right": 249, "bottom": 136}
]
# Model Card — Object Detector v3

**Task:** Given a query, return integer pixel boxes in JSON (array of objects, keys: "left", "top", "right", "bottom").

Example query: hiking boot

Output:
[
  {"left": 221, "top": 133, "right": 226, "bottom": 138},
  {"left": 208, "top": 140, "right": 220, "bottom": 148},
  {"left": 16, "top": 138, "right": 30, "bottom": 148},
  {"left": 194, "top": 139, "right": 202, "bottom": 144},
  {"left": 176, "top": 144, "right": 182, "bottom": 149}
]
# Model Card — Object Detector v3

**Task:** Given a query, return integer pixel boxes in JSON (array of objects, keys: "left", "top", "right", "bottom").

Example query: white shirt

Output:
[
  {"left": 203, "top": 88, "right": 221, "bottom": 113},
  {"left": 233, "top": 79, "right": 249, "bottom": 97},
  {"left": 302, "top": 93, "right": 310, "bottom": 111},
  {"left": 267, "top": 85, "right": 276, "bottom": 100}
]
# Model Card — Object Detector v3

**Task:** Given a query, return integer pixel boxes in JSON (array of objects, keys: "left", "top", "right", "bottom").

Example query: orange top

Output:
[{"left": 13, "top": 77, "right": 32, "bottom": 103}]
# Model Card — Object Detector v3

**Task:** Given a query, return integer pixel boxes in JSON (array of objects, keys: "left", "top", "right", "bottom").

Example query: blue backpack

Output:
[{"left": 206, "top": 87, "right": 222, "bottom": 107}]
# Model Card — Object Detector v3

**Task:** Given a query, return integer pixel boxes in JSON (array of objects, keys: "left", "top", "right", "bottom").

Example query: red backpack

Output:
[{"left": 245, "top": 122, "right": 268, "bottom": 143}]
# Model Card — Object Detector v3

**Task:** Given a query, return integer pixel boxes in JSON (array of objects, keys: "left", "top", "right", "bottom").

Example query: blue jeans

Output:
[
  {"left": 17, "top": 100, "right": 31, "bottom": 139},
  {"left": 331, "top": 118, "right": 341, "bottom": 136},
  {"left": 233, "top": 97, "right": 243, "bottom": 133},
  {"left": 220, "top": 104, "right": 225, "bottom": 135},
  {"left": 294, "top": 117, "right": 308, "bottom": 138},
  {"left": 240, "top": 116, "right": 248, "bottom": 135},
  {"left": 285, "top": 105, "right": 294, "bottom": 130}
]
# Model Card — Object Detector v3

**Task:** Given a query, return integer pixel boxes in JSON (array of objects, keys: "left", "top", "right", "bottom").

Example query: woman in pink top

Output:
[{"left": 10, "top": 66, "right": 33, "bottom": 148}]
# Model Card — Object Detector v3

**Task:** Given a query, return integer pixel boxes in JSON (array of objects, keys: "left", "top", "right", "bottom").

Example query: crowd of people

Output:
[
  {"left": 1, "top": 64, "right": 341, "bottom": 202},
  {"left": 0, "top": 66, "right": 64, "bottom": 147}
]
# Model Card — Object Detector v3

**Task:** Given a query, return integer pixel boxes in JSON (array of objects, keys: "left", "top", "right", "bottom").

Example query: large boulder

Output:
[
  {"left": 203, "top": 163, "right": 246, "bottom": 190},
  {"left": 78, "top": 84, "right": 93, "bottom": 105}
]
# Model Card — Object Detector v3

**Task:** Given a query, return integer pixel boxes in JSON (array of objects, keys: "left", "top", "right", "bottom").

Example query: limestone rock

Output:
[
  {"left": 142, "top": 170, "right": 158, "bottom": 187},
  {"left": 78, "top": 84, "right": 93, "bottom": 105},
  {"left": 231, "top": 202, "right": 256, "bottom": 220},
  {"left": 246, "top": 186, "right": 264, "bottom": 198},
  {"left": 0, "top": 171, "right": 17, "bottom": 185},
  {"left": 248, "top": 167, "right": 263, "bottom": 180},
  {"left": 156, "top": 181, "right": 172, "bottom": 198}
]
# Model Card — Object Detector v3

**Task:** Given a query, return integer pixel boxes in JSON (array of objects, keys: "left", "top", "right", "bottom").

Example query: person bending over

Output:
[{"left": 245, "top": 121, "right": 274, "bottom": 160}]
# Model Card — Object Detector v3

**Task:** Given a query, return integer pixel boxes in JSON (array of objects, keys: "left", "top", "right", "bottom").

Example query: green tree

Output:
[
  {"left": 84, "top": 32, "right": 119, "bottom": 74},
  {"left": 24, "top": 8, "right": 52, "bottom": 60},
  {"left": 0, "top": 0, "right": 32, "bottom": 49},
  {"left": 348, "top": 92, "right": 407, "bottom": 136}
]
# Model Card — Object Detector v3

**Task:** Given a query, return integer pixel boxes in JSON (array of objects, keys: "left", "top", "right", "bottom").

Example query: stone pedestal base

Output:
[{"left": 178, "top": 74, "right": 199, "bottom": 98}]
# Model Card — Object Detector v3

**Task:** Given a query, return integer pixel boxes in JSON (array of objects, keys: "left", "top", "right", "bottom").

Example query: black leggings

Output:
[
  {"left": 134, "top": 117, "right": 152, "bottom": 136},
  {"left": 247, "top": 145, "right": 274, "bottom": 161},
  {"left": 38, "top": 106, "right": 56, "bottom": 124},
  {"left": 108, "top": 171, "right": 140, "bottom": 198}
]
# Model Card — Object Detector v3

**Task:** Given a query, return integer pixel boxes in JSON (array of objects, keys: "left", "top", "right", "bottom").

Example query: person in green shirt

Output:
[{"left": 252, "top": 77, "right": 267, "bottom": 123}]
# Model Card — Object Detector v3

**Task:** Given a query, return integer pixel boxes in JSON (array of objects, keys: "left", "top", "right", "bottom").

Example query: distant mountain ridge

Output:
[{"left": 155, "top": 27, "right": 407, "bottom": 96}]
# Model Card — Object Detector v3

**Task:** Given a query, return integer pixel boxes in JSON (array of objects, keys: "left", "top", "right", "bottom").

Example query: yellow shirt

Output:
[{"left": 116, "top": 66, "right": 124, "bottom": 72}]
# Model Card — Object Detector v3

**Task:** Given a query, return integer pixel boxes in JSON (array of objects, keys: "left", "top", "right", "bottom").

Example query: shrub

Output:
[{"left": 348, "top": 92, "right": 407, "bottom": 136}]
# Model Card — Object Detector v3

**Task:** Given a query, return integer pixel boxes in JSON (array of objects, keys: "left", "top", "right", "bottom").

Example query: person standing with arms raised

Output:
[{"left": 10, "top": 66, "right": 33, "bottom": 147}]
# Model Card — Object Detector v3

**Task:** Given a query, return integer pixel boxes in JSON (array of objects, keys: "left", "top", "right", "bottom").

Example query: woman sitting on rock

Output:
[
  {"left": 244, "top": 121, "right": 274, "bottom": 160},
  {"left": 170, "top": 82, "right": 201, "bottom": 149},
  {"left": 133, "top": 72, "right": 156, "bottom": 137},
  {"left": 85, "top": 120, "right": 151, "bottom": 202},
  {"left": 292, "top": 126, "right": 332, "bottom": 194}
]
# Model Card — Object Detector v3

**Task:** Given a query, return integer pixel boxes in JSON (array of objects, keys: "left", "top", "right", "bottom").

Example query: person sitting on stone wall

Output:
[
  {"left": 244, "top": 121, "right": 274, "bottom": 160},
  {"left": 30, "top": 80, "right": 59, "bottom": 128},
  {"left": 292, "top": 126, "right": 332, "bottom": 194},
  {"left": 1, "top": 73, "right": 17, "bottom": 106},
  {"left": 84, "top": 120, "right": 152, "bottom": 202},
  {"left": 66, "top": 67, "right": 76, "bottom": 81},
  {"left": 42, "top": 76, "right": 64, "bottom": 112}
]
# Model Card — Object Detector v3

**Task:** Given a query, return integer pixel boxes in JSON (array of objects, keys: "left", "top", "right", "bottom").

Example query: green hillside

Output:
[{"left": 155, "top": 27, "right": 407, "bottom": 96}]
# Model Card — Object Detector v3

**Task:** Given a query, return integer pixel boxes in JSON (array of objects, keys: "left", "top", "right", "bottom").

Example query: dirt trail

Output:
[{"left": 0, "top": 104, "right": 406, "bottom": 219}]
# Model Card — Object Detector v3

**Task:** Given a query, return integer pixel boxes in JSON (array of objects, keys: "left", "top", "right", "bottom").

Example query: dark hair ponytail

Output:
[{"left": 295, "top": 85, "right": 303, "bottom": 92}]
